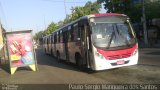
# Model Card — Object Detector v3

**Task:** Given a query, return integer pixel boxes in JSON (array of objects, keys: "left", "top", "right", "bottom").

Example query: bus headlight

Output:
[
  {"left": 132, "top": 48, "right": 138, "bottom": 56},
  {"left": 95, "top": 52, "right": 104, "bottom": 59}
]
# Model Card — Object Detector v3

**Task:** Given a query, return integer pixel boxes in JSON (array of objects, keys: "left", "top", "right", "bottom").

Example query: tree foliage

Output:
[
  {"left": 98, "top": 0, "right": 160, "bottom": 22},
  {"left": 70, "top": 1, "right": 101, "bottom": 21},
  {"left": 34, "top": 31, "right": 45, "bottom": 41},
  {"left": 62, "top": 1, "right": 101, "bottom": 24},
  {"left": 98, "top": 0, "right": 132, "bottom": 13},
  {"left": 145, "top": 1, "right": 160, "bottom": 19},
  {"left": 34, "top": 1, "right": 101, "bottom": 41},
  {"left": 46, "top": 22, "right": 58, "bottom": 35},
  {"left": 34, "top": 22, "right": 58, "bottom": 40}
]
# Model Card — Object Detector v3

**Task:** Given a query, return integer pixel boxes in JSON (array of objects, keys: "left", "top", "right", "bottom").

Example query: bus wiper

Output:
[
  {"left": 118, "top": 32, "right": 130, "bottom": 47},
  {"left": 115, "top": 24, "right": 130, "bottom": 47},
  {"left": 106, "top": 31, "right": 114, "bottom": 49}
]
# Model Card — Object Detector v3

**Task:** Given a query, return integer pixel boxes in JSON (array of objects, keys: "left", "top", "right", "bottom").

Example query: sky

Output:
[{"left": 0, "top": 0, "right": 105, "bottom": 34}]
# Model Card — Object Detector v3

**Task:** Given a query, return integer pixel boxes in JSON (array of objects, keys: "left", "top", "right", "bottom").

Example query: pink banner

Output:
[{"left": 7, "top": 32, "right": 35, "bottom": 67}]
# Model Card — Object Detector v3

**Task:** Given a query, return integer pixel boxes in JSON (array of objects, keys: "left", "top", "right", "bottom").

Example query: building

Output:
[
  {"left": 0, "top": 22, "right": 5, "bottom": 50},
  {"left": 0, "top": 21, "right": 6, "bottom": 65}
]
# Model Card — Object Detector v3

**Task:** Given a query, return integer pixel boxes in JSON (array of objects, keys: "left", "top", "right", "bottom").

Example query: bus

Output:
[
  {"left": 43, "top": 34, "right": 52, "bottom": 54},
  {"left": 43, "top": 13, "right": 139, "bottom": 71}
]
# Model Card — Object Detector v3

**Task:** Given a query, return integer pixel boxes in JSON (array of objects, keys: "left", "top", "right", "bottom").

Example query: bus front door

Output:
[{"left": 80, "top": 24, "right": 91, "bottom": 68}]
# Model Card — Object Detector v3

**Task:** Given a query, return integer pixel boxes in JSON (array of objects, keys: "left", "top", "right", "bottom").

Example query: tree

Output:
[
  {"left": 57, "top": 21, "right": 64, "bottom": 27},
  {"left": 98, "top": 0, "right": 132, "bottom": 13},
  {"left": 98, "top": 0, "right": 160, "bottom": 22},
  {"left": 46, "top": 22, "right": 58, "bottom": 35},
  {"left": 34, "top": 31, "right": 45, "bottom": 41},
  {"left": 63, "top": 14, "right": 72, "bottom": 24},
  {"left": 34, "top": 1, "right": 101, "bottom": 40},
  {"left": 70, "top": 1, "right": 101, "bottom": 21},
  {"left": 34, "top": 22, "right": 58, "bottom": 41},
  {"left": 127, "top": 3, "right": 142, "bottom": 22},
  {"left": 145, "top": 1, "right": 160, "bottom": 20}
]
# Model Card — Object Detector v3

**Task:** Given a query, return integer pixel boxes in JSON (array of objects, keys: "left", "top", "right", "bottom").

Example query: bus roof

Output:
[
  {"left": 92, "top": 13, "right": 127, "bottom": 17},
  {"left": 52, "top": 13, "right": 127, "bottom": 34},
  {"left": 43, "top": 34, "right": 52, "bottom": 38}
]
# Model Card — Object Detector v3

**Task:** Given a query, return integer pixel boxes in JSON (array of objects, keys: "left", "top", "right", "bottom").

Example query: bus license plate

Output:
[{"left": 117, "top": 60, "right": 125, "bottom": 65}]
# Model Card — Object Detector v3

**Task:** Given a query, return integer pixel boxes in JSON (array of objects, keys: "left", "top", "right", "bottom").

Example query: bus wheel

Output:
[{"left": 75, "top": 54, "right": 82, "bottom": 68}]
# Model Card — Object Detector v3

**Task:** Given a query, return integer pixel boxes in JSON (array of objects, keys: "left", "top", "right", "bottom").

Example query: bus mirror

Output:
[{"left": 77, "top": 38, "right": 80, "bottom": 41}]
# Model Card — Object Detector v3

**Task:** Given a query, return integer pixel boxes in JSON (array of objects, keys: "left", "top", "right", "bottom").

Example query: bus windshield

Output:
[{"left": 90, "top": 16, "right": 136, "bottom": 50}]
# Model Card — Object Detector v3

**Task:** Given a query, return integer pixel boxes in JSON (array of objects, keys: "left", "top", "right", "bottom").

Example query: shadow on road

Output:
[
  {"left": 36, "top": 48, "right": 90, "bottom": 73},
  {"left": 145, "top": 51, "right": 160, "bottom": 55},
  {"left": 0, "top": 63, "right": 37, "bottom": 75},
  {"left": 0, "top": 64, "right": 10, "bottom": 74}
]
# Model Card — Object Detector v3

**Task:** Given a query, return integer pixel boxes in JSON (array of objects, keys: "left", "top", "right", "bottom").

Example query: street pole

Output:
[
  {"left": 142, "top": 0, "right": 149, "bottom": 47},
  {"left": 64, "top": 0, "right": 67, "bottom": 17}
]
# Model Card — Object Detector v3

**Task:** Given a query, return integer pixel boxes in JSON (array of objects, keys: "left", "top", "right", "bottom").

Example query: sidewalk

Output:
[
  {"left": 138, "top": 48, "right": 160, "bottom": 66},
  {"left": 138, "top": 39, "right": 160, "bottom": 48}
]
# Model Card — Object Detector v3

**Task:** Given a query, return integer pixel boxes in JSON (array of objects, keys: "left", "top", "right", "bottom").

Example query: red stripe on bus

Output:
[
  {"left": 96, "top": 44, "right": 137, "bottom": 60},
  {"left": 95, "top": 13, "right": 126, "bottom": 17}
]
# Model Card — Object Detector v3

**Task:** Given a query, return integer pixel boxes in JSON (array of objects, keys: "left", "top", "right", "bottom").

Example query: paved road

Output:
[
  {"left": 91, "top": 48, "right": 160, "bottom": 84},
  {"left": 0, "top": 48, "right": 107, "bottom": 84},
  {"left": 139, "top": 48, "right": 160, "bottom": 66},
  {"left": 0, "top": 48, "right": 159, "bottom": 85}
]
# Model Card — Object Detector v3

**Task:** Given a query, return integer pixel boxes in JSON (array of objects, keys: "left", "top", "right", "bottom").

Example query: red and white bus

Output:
[
  {"left": 43, "top": 13, "right": 139, "bottom": 70},
  {"left": 43, "top": 34, "right": 52, "bottom": 54}
]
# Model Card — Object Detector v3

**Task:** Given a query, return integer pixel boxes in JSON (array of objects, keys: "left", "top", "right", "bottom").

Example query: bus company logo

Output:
[
  {"left": 69, "top": 84, "right": 101, "bottom": 90},
  {"left": 68, "top": 84, "right": 159, "bottom": 90}
]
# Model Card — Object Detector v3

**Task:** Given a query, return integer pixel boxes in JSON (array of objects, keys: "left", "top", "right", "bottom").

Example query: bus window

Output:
[
  {"left": 68, "top": 27, "right": 74, "bottom": 42},
  {"left": 52, "top": 35, "right": 54, "bottom": 44},
  {"left": 47, "top": 37, "right": 49, "bottom": 45},
  {"left": 54, "top": 34, "right": 57, "bottom": 44},
  {"left": 80, "top": 25, "right": 85, "bottom": 41},
  {"left": 68, "top": 31, "right": 71, "bottom": 42},
  {"left": 58, "top": 31, "right": 60, "bottom": 43},
  {"left": 60, "top": 31, "right": 63, "bottom": 43},
  {"left": 57, "top": 32, "right": 60, "bottom": 43},
  {"left": 73, "top": 25, "right": 80, "bottom": 41},
  {"left": 71, "top": 29, "right": 74, "bottom": 42},
  {"left": 49, "top": 36, "right": 51, "bottom": 44},
  {"left": 63, "top": 30, "right": 67, "bottom": 43}
]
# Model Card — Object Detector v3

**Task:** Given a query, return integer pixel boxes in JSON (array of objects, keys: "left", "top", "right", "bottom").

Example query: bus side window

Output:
[
  {"left": 80, "top": 25, "right": 85, "bottom": 41},
  {"left": 59, "top": 32, "right": 61, "bottom": 43},
  {"left": 71, "top": 29, "right": 74, "bottom": 42},
  {"left": 45, "top": 38, "right": 46, "bottom": 44},
  {"left": 49, "top": 36, "right": 51, "bottom": 44},
  {"left": 54, "top": 34, "right": 57, "bottom": 44},
  {"left": 68, "top": 27, "right": 74, "bottom": 42},
  {"left": 66, "top": 30, "right": 70, "bottom": 42},
  {"left": 60, "top": 32, "right": 63, "bottom": 43},
  {"left": 48, "top": 36, "right": 50, "bottom": 44},
  {"left": 52, "top": 35, "right": 54, "bottom": 44},
  {"left": 47, "top": 37, "right": 49, "bottom": 45},
  {"left": 57, "top": 32, "right": 60, "bottom": 43},
  {"left": 50, "top": 36, "right": 52, "bottom": 44},
  {"left": 73, "top": 26, "right": 80, "bottom": 41},
  {"left": 63, "top": 31, "right": 67, "bottom": 43}
]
